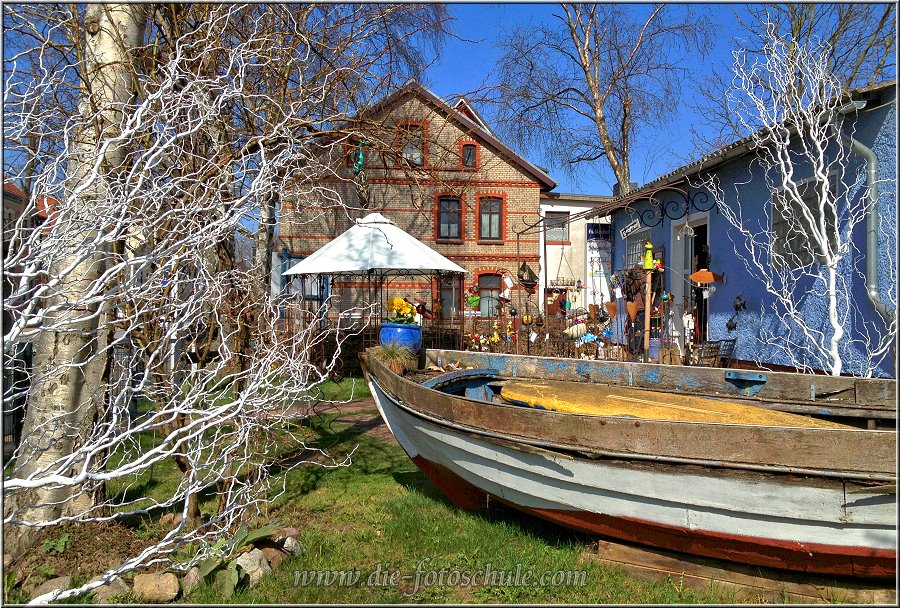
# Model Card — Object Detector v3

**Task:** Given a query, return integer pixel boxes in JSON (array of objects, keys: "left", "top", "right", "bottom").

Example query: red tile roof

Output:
[
  {"left": 3, "top": 180, "right": 25, "bottom": 199},
  {"left": 36, "top": 196, "right": 59, "bottom": 219}
]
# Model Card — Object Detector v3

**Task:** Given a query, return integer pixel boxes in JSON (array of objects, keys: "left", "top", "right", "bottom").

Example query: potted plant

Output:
[
  {"left": 380, "top": 297, "right": 422, "bottom": 351},
  {"left": 371, "top": 343, "right": 416, "bottom": 375}
]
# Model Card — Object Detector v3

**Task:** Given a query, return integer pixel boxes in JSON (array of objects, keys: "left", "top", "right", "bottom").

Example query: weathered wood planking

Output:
[
  {"left": 430, "top": 350, "right": 897, "bottom": 418},
  {"left": 580, "top": 540, "right": 897, "bottom": 604},
  {"left": 365, "top": 353, "right": 896, "bottom": 579},
  {"left": 367, "top": 355, "right": 896, "bottom": 478}
]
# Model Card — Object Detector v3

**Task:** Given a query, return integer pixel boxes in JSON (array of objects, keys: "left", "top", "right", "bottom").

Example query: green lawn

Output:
[
  {"left": 183, "top": 402, "right": 746, "bottom": 604},
  {"left": 6, "top": 377, "right": 830, "bottom": 604}
]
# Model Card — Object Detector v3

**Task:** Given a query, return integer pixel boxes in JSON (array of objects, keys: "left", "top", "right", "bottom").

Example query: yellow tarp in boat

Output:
[{"left": 500, "top": 379, "right": 850, "bottom": 428}]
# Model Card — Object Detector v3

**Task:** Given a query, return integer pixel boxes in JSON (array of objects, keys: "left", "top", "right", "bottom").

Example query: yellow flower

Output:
[{"left": 386, "top": 297, "right": 416, "bottom": 322}]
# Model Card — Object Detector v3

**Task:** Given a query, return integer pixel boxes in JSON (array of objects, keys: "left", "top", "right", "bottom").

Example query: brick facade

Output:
[{"left": 278, "top": 84, "right": 554, "bottom": 318}]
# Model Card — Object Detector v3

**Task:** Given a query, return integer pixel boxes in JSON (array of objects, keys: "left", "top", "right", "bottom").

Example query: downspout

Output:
[{"left": 837, "top": 102, "right": 894, "bottom": 322}]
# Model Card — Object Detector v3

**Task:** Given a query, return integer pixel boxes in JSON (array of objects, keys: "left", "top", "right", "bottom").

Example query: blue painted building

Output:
[{"left": 594, "top": 81, "right": 896, "bottom": 377}]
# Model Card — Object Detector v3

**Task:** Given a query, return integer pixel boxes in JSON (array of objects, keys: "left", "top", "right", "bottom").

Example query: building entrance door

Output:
[{"left": 670, "top": 217, "right": 709, "bottom": 352}]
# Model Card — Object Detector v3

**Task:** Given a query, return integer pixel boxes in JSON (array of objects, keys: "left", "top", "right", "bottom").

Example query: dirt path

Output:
[{"left": 325, "top": 398, "right": 396, "bottom": 444}]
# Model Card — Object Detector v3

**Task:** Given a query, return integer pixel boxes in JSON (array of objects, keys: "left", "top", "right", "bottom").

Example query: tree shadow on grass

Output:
[
  {"left": 259, "top": 411, "right": 412, "bottom": 504},
  {"left": 107, "top": 474, "right": 163, "bottom": 506}
]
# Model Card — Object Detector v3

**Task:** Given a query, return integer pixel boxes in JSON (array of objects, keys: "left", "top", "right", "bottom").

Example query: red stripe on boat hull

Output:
[{"left": 410, "top": 455, "right": 895, "bottom": 579}]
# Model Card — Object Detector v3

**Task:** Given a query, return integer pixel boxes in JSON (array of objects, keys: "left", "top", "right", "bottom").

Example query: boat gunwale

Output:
[
  {"left": 427, "top": 349, "right": 897, "bottom": 414},
  {"left": 361, "top": 352, "right": 897, "bottom": 482}
]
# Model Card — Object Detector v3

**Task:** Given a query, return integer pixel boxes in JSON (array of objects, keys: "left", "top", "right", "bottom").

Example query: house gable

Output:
[{"left": 354, "top": 82, "right": 556, "bottom": 191}]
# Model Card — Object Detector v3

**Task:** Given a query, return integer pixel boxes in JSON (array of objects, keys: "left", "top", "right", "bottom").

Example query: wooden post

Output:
[
  {"left": 641, "top": 241, "right": 655, "bottom": 364},
  {"left": 643, "top": 269, "right": 652, "bottom": 363}
]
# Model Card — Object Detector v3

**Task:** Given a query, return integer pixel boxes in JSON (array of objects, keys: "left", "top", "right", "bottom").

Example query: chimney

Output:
[{"left": 613, "top": 181, "right": 637, "bottom": 197}]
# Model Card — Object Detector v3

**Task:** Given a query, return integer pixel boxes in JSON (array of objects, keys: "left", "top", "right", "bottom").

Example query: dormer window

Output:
[{"left": 462, "top": 144, "right": 476, "bottom": 168}]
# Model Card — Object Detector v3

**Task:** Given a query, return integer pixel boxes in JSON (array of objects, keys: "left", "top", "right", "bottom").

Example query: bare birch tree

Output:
[
  {"left": 489, "top": 3, "right": 712, "bottom": 192},
  {"left": 692, "top": 3, "right": 896, "bottom": 153},
  {"left": 700, "top": 21, "right": 896, "bottom": 377},
  {"left": 3, "top": 3, "right": 447, "bottom": 602}
]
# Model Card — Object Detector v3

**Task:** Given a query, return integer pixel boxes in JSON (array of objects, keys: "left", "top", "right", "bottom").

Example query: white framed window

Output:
[
  {"left": 286, "top": 274, "right": 326, "bottom": 301},
  {"left": 545, "top": 211, "right": 569, "bottom": 241},
  {"left": 478, "top": 274, "right": 501, "bottom": 317},
  {"left": 625, "top": 227, "right": 651, "bottom": 267},
  {"left": 400, "top": 125, "right": 424, "bottom": 166},
  {"left": 438, "top": 275, "right": 461, "bottom": 318}
]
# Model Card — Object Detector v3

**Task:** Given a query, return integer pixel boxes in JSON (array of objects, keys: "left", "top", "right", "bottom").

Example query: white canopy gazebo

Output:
[
  {"left": 283, "top": 212, "right": 465, "bottom": 277},
  {"left": 283, "top": 213, "right": 466, "bottom": 338}
]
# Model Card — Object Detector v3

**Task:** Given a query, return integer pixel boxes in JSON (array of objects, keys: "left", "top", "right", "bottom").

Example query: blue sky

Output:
[{"left": 423, "top": 3, "right": 740, "bottom": 195}]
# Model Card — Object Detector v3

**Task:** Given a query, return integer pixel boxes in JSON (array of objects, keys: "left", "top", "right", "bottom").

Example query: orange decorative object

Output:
[
  {"left": 605, "top": 301, "right": 617, "bottom": 320},
  {"left": 625, "top": 300, "right": 639, "bottom": 321},
  {"left": 689, "top": 269, "right": 724, "bottom": 285}
]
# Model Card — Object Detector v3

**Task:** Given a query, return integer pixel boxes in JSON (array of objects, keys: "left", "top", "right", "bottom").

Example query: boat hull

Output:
[{"left": 363, "top": 357, "right": 896, "bottom": 579}]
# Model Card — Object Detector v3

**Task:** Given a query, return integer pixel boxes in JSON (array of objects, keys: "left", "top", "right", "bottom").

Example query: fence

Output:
[{"left": 3, "top": 342, "right": 31, "bottom": 458}]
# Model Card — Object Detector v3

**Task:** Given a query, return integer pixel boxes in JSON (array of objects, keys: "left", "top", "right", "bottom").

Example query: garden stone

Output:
[
  {"left": 281, "top": 536, "right": 304, "bottom": 556},
  {"left": 3, "top": 554, "right": 12, "bottom": 570},
  {"left": 31, "top": 576, "right": 72, "bottom": 602},
  {"left": 260, "top": 547, "right": 287, "bottom": 569},
  {"left": 181, "top": 567, "right": 201, "bottom": 597},
  {"left": 235, "top": 548, "right": 271, "bottom": 586},
  {"left": 133, "top": 572, "right": 179, "bottom": 603},
  {"left": 275, "top": 527, "right": 299, "bottom": 540},
  {"left": 88, "top": 575, "right": 130, "bottom": 604}
]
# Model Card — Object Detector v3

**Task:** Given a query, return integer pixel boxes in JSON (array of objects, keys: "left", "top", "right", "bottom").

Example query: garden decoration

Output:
[
  {"left": 467, "top": 332, "right": 489, "bottom": 351},
  {"left": 727, "top": 292, "right": 746, "bottom": 332},
  {"left": 605, "top": 300, "right": 617, "bottom": 320},
  {"left": 642, "top": 241, "right": 655, "bottom": 363},
  {"left": 372, "top": 343, "right": 416, "bottom": 375},
  {"left": 465, "top": 284, "right": 481, "bottom": 338},
  {"left": 381, "top": 297, "right": 422, "bottom": 351},
  {"left": 626, "top": 300, "right": 639, "bottom": 321},
  {"left": 414, "top": 299, "right": 434, "bottom": 320},
  {"left": 465, "top": 285, "right": 481, "bottom": 309}
]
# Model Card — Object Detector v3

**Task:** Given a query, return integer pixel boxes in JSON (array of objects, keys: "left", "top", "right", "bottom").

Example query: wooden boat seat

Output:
[{"left": 499, "top": 379, "right": 850, "bottom": 428}]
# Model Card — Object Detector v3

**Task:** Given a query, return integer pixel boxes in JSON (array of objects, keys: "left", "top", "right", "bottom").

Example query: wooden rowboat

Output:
[{"left": 360, "top": 349, "right": 897, "bottom": 579}]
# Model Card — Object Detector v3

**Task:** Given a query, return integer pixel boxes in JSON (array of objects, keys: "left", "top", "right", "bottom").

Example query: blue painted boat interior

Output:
[{"left": 421, "top": 368, "right": 502, "bottom": 402}]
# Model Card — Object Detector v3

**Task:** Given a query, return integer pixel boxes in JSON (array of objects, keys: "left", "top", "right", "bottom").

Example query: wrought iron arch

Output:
[{"left": 623, "top": 185, "right": 717, "bottom": 228}]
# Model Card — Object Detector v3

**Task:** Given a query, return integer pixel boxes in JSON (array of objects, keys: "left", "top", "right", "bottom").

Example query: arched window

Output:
[{"left": 478, "top": 274, "right": 501, "bottom": 317}]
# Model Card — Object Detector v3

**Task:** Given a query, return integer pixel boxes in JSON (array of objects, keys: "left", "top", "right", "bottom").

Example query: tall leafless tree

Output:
[
  {"left": 691, "top": 3, "right": 896, "bottom": 153},
  {"left": 489, "top": 3, "right": 712, "bottom": 194},
  {"left": 3, "top": 3, "right": 448, "bottom": 602},
  {"left": 699, "top": 21, "right": 896, "bottom": 377}
]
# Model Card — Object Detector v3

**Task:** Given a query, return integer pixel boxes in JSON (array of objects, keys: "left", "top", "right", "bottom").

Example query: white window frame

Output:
[
  {"left": 625, "top": 227, "right": 651, "bottom": 268},
  {"left": 771, "top": 173, "right": 838, "bottom": 268},
  {"left": 545, "top": 211, "right": 570, "bottom": 242}
]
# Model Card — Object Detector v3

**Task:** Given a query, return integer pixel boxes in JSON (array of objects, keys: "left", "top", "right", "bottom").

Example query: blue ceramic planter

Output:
[{"left": 379, "top": 322, "right": 422, "bottom": 352}]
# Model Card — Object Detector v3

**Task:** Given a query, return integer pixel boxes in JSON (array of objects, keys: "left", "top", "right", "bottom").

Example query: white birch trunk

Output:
[{"left": 5, "top": 4, "right": 146, "bottom": 556}]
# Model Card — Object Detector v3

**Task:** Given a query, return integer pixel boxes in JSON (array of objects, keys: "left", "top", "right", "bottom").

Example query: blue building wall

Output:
[{"left": 610, "top": 88, "right": 896, "bottom": 377}]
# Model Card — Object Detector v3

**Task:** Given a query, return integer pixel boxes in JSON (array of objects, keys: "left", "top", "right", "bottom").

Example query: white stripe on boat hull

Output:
[{"left": 369, "top": 378, "right": 896, "bottom": 554}]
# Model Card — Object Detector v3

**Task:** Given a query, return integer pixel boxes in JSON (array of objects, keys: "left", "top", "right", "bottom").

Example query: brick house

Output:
[{"left": 276, "top": 82, "right": 556, "bottom": 323}]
